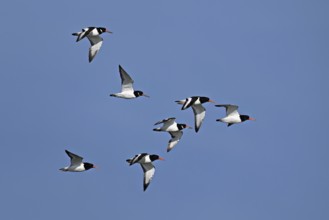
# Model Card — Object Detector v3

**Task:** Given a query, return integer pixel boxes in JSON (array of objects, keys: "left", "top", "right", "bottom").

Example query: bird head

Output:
[
  {"left": 150, "top": 155, "right": 164, "bottom": 162},
  {"left": 98, "top": 27, "right": 112, "bottom": 34},
  {"left": 84, "top": 163, "right": 96, "bottom": 170},
  {"left": 240, "top": 115, "right": 256, "bottom": 122},
  {"left": 199, "top": 96, "right": 215, "bottom": 104},
  {"left": 134, "top": 90, "right": 150, "bottom": 98},
  {"left": 178, "top": 124, "right": 193, "bottom": 130}
]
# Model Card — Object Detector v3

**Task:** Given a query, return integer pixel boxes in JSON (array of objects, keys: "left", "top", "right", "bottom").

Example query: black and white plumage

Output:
[
  {"left": 153, "top": 117, "right": 191, "bottom": 152},
  {"left": 72, "top": 27, "right": 112, "bottom": 62},
  {"left": 126, "top": 153, "right": 164, "bottom": 191},
  {"left": 59, "top": 150, "right": 96, "bottom": 172},
  {"left": 215, "top": 104, "right": 255, "bottom": 127},
  {"left": 110, "top": 65, "right": 149, "bottom": 99},
  {"left": 175, "top": 96, "right": 215, "bottom": 132}
]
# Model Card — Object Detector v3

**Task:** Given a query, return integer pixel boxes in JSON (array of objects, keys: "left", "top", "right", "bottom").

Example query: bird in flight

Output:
[
  {"left": 72, "top": 27, "right": 112, "bottom": 62},
  {"left": 59, "top": 150, "right": 96, "bottom": 172},
  {"left": 110, "top": 65, "right": 149, "bottom": 99},
  {"left": 176, "top": 96, "right": 215, "bottom": 132},
  {"left": 126, "top": 153, "right": 164, "bottom": 191},
  {"left": 153, "top": 117, "right": 192, "bottom": 152},
  {"left": 215, "top": 104, "right": 255, "bottom": 127}
]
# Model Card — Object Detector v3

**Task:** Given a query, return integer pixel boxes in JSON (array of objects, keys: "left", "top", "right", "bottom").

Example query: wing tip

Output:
[
  {"left": 195, "top": 127, "right": 200, "bottom": 133},
  {"left": 143, "top": 183, "right": 149, "bottom": 191}
]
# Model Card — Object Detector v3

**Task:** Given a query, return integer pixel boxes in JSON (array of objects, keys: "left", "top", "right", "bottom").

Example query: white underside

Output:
[
  {"left": 159, "top": 123, "right": 178, "bottom": 132},
  {"left": 60, "top": 164, "right": 85, "bottom": 172},
  {"left": 219, "top": 116, "right": 242, "bottom": 124},
  {"left": 111, "top": 92, "right": 135, "bottom": 99}
]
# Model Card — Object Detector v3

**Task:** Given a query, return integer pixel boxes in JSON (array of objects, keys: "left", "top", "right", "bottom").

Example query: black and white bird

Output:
[
  {"left": 176, "top": 96, "right": 215, "bottom": 132},
  {"left": 110, "top": 65, "right": 149, "bottom": 99},
  {"left": 72, "top": 27, "right": 112, "bottom": 62},
  {"left": 153, "top": 117, "right": 192, "bottom": 152},
  {"left": 126, "top": 153, "right": 164, "bottom": 191},
  {"left": 215, "top": 104, "right": 255, "bottom": 127},
  {"left": 59, "top": 150, "right": 96, "bottom": 172}
]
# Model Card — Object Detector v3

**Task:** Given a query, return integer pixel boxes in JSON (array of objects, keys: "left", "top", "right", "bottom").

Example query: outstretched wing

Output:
[
  {"left": 88, "top": 35, "right": 103, "bottom": 62},
  {"left": 126, "top": 153, "right": 147, "bottom": 165},
  {"left": 167, "top": 131, "right": 183, "bottom": 152},
  {"left": 154, "top": 117, "right": 176, "bottom": 126},
  {"left": 119, "top": 65, "right": 134, "bottom": 92},
  {"left": 215, "top": 104, "right": 239, "bottom": 116},
  {"left": 192, "top": 104, "right": 206, "bottom": 133},
  {"left": 73, "top": 27, "right": 94, "bottom": 42},
  {"left": 65, "top": 150, "right": 83, "bottom": 166},
  {"left": 181, "top": 97, "right": 198, "bottom": 110},
  {"left": 141, "top": 163, "right": 155, "bottom": 191}
]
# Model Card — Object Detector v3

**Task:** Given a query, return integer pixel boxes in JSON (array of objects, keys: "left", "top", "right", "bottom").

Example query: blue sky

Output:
[{"left": 1, "top": 0, "right": 328, "bottom": 219}]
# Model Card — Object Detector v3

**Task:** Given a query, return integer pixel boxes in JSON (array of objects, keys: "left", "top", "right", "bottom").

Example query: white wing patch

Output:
[
  {"left": 141, "top": 163, "right": 155, "bottom": 191},
  {"left": 182, "top": 97, "right": 193, "bottom": 110},
  {"left": 88, "top": 36, "right": 103, "bottom": 62},
  {"left": 226, "top": 105, "right": 239, "bottom": 116},
  {"left": 119, "top": 66, "right": 135, "bottom": 93},
  {"left": 65, "top": 150, "right": 83, "bottom": 166},
  {"left": 167, "top": 131, "right": 183, "bottom": 152},
  {"left": 192, "top": 104, "right": 206, "bottom": 132},
  {"left": 216, "top": 104, "right": 240, "bottom": 117}
]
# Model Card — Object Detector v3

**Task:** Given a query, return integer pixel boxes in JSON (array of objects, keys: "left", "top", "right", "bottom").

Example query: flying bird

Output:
[
  {"left": 59, "top": 150, "right": 96, "bottom": 172},
  {"left": 153, "top": 117, "right": 192, "bottom": 152},
  {"left": 215, "top": 104, "right": 255, "bottom": 127},
  {"left": 175, "top": 96, "right": 215, "bottom": 132},
  {"left": 126, "top": 153, "right": 164, "bottom": 191},
  {"left": 72, "top": 27, "right": 112, "bottom": 62},
  {"left": 110, "top": 65, "right": 149, "bottom": 99}
]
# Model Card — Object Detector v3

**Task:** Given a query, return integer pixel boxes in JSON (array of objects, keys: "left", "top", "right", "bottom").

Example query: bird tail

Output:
[
  {"left": 126, "top": 159, "right": 132, "bottom": 165},
  {"left": 59, "top": 168, "right": 67, "bottom": 171},
  {"left": 176, "top": 99, "right": 189, "bottom": 110},
  {"left": 72, "top": 32, "right": 83, "bottom": 42},
  {"left": 153, "top": 128, "right": 161, "bottom": 132}
]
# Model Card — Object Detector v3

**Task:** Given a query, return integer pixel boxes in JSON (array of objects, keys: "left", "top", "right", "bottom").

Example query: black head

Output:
[
  {"left": 134, "top": 90, "right": 143, "bottom": 97},
  {"left": 134, "top": 90, "right": 149, "bottom": 98},
  {"left": 83, "top": 162, "right": 95, "bottom": 170},
  {"left": 97, "top": 27, "right": 112, "bottom": 34},
  {"left": 97, "top": 27, "right": 106, "bottom": 33},
  {"left": 177, "top": 124, "right": 190, "bottom": 130},
  {"left": 240, "top": 115, "right": 250, "bottom": 122},
  {"left": 149, "top": 154, "right": 164, "bottom": 162},
  {"left": 199, "top": 96, "right": 214, "bottom": 104}
]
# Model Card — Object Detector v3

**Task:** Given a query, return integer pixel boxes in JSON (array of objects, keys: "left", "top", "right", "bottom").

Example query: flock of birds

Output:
[{"left": 60, "top": 26, "right": 256, "bottom": 191}]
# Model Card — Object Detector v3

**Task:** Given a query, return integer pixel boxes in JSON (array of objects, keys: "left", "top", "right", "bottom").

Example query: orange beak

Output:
[
  {"left": 208, "top": 99, "right": 215, "bottom": 103},
  {"left": 249, "top": 117, "right": 256, "bottom": 121},
  {"left": 106, "top": 29, "right": 113, "bottom": 34},
  {"left": 158, "top": 157, "right": 165, "bottom": 161},
  {"left": 186, "top": 125, "right": 193, "bottom": 129}
]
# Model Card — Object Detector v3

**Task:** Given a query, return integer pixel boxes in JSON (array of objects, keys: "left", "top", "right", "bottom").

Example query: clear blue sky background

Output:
[{"left": 1, "top": 0, "right": 328, "bottom": 219}]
